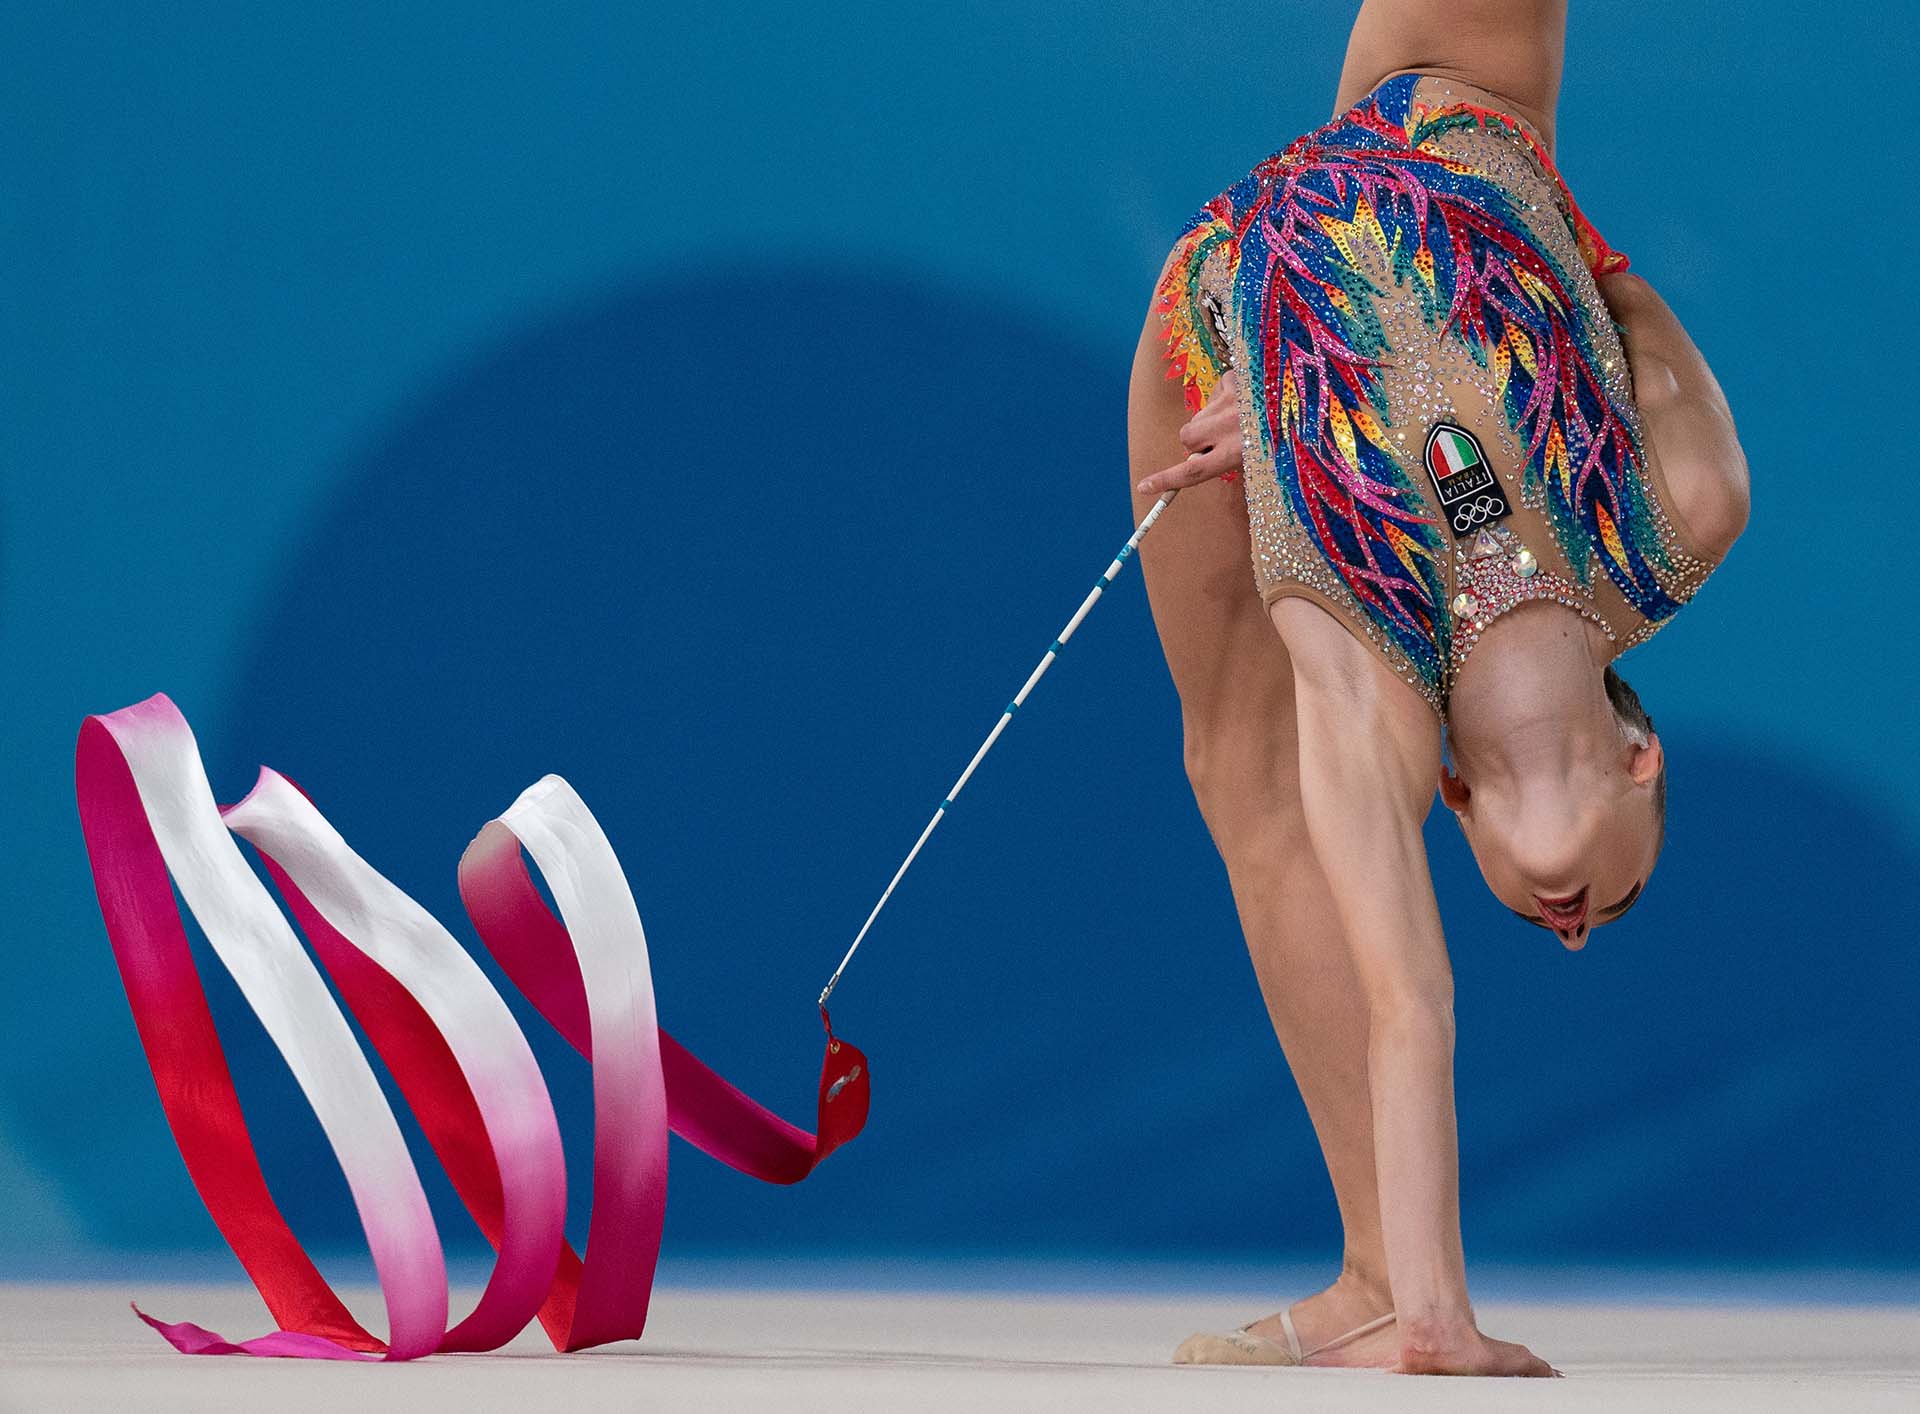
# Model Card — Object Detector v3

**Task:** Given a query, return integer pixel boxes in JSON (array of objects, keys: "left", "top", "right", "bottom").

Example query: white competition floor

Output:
[{"left": 4, "top": 1268, "right": 1917, "bottom": 1413}]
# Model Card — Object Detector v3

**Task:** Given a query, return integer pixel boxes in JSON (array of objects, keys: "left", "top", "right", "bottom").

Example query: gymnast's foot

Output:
[{"left": 1241, "top": 1270, "right": 1397, "bottom": 1368}]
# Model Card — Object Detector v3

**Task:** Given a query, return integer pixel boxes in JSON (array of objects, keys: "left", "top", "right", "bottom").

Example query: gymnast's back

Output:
[{"left": 1151, "top": 5, "right": 1722, "bottom": 717}]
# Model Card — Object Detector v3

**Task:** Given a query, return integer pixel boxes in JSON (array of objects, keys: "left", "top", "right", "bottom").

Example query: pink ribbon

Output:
[{"left": 75, "top": 693, "right": 869, "bottom": 1359}]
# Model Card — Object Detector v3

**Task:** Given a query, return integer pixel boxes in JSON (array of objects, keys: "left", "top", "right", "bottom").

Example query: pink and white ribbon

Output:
[{"left": 75, "top": 693, "right": 869, "bottom": 1360}]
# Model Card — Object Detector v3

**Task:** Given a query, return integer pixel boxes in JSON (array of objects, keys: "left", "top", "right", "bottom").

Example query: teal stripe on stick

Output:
[{"left": 817, "top": 487, "right": 1183, "bottom": 1010}]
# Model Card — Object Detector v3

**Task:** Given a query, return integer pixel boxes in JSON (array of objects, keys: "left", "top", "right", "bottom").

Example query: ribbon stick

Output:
[
  {"left": 75, "top": 693, "right": 869, "bottom": 1360},
  {"left": 818, "top": 489, "right": 1179, "bottom": 1006}
]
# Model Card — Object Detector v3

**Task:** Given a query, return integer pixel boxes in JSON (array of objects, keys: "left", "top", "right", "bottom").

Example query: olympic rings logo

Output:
[{"left": 1451, "top": 494, "right": 1505, "bottom": 532}]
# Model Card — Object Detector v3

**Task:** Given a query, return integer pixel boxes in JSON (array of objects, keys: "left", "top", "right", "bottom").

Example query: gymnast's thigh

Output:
[{"left": 1126, "top": 297, "right": 1303, "bottom": 788}]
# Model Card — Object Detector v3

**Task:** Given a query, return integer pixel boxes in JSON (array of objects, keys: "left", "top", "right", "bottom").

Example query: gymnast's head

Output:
[{"left": 1438, "top": 665, "right": 1664, "bottom": 950}]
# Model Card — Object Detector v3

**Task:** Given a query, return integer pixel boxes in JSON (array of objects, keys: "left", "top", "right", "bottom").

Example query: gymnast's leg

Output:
[{"left": 1127, "top": 295, "right": 1395, "bottom": 1360}]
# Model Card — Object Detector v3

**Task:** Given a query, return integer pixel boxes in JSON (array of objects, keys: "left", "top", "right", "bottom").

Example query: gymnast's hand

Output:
[{"left": 1134, "top": 367, "right": 1243, "bottom": 495}]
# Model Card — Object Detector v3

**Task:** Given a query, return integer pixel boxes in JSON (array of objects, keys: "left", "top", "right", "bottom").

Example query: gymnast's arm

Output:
[
  {"left": 1335, "top": 0, "right": 1567, "bottom": 126},
  {"left": 1598, "top": 270, "right": 1751, "bottom": 559},
  {"left": 1273, "top": 598, "right": 1551, "bottom": 1374}
]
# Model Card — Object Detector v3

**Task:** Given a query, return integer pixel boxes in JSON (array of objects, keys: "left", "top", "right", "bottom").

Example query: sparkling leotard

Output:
[{"left": 1155, "top": 73, "right": 1718, "bottom": 716}]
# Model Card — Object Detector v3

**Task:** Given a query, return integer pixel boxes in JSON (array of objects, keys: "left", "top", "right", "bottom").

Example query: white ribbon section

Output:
[{"left": 106, "top": 701, "right": 448, "bottom": 1356}]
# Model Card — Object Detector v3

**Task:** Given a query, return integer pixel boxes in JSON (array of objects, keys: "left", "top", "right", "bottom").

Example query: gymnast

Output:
[{"left": 1126, "top": 0, "right": 1749, "bottom": 1376}]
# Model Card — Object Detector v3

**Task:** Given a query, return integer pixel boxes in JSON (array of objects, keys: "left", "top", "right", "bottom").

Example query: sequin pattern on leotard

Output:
[{"left": 1153, "top": 75, "right": 1715, "bottom": 713}]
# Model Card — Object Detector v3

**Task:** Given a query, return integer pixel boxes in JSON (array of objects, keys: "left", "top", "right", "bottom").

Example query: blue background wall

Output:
[{"left": 3, "top": 2, "right": 1915, "bottom": 1277}]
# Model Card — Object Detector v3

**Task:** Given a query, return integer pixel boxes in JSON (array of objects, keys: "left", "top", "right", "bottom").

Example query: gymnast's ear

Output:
[
  {"left": 1628, "top": 731, "right": 1664, "bottom": 787},
  {"left": 1438, "top": 763, "right": 1471, "bottom": 814}
]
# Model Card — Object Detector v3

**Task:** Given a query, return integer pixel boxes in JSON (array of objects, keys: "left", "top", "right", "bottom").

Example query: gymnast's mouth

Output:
[{"left": 1533, "top": 888, "right": 1589, "bottom": 930}]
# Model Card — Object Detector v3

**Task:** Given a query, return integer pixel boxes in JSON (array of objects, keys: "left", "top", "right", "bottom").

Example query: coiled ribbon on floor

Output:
[{"left": 74, "top": 693, "right": 870, "bottom": 1360}]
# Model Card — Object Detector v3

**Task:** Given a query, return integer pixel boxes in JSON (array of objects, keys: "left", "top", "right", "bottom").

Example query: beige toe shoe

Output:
[{"left": 1173, "top": 1307, "right": 1395, "bottom": 1366}]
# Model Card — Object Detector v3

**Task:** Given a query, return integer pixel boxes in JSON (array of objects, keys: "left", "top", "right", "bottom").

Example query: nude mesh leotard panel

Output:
[{"left": 1155, "top": 73, "right": 1718, "bottom": 716}]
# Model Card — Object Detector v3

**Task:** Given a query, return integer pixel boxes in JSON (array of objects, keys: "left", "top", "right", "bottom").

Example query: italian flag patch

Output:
[
  {"left": 1433, "top": 428, "right": 1481, "bottom": 475},
  {"left": 1422, "top": 422, "right": 1511, "bottom": 535}
]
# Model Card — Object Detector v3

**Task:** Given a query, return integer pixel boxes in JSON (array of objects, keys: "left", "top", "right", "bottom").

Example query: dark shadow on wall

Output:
[{"left": 63, "top": 261, "right": 1906, "bottom": 1268}]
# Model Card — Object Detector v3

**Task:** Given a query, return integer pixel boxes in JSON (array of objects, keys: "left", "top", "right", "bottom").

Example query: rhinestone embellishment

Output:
[
  {"left": 1447, "top": 519, "right": 1618, "bottom": 691},
  {"left": 1156, "top": 73, "right": 1721, "bottom": 720}
]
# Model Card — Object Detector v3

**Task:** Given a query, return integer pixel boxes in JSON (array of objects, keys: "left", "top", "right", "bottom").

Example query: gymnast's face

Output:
[{"left": 1438, "top": 732, "right": 1663, "bottom": 949}]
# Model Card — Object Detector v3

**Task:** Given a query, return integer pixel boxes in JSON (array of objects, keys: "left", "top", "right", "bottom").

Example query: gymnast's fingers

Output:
[
  {"left": 1179, "top": 383, "right": 1239, "bottom": 447},
  {"left": 1135, "top": 443, "right": 1233, "bottom": 495}
]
